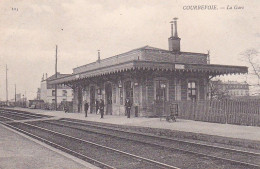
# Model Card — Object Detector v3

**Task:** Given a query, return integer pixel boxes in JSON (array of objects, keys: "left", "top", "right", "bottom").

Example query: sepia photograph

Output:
[{"left": 0, "top": 0, "right": 259, "bottom": 168}]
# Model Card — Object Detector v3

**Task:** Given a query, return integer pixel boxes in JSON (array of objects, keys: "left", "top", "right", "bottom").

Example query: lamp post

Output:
[
  {"left": 14, "top": 84, "right": 16, "bottom": 106},
  {"left": 22, "top": 94, "right": 25, "bottom": 107},
  {"left": 55, "top": 45, "right": 58, "bottom": 111},
  {"left": 5, "top": 64, "right": 8, "bottom": 106}
]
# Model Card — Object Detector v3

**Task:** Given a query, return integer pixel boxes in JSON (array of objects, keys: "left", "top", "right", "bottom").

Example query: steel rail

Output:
[
  {"left": 51, "top": 119, "right": 260, "bottom": 168},
  {"left": 1, "top": 110, "right": 46, "bottom": 118},
  {"left": 61, "top": 118, "right": 260, "bottom": 156},
  {"left": 0, "top": 111, "right": 34, "bottom": 119},
  {"left": 8, "top": 121, "right": 180, "bottom": 169},
  {"left": 0, "top": 115, "right": 14, "bottom": 121}
]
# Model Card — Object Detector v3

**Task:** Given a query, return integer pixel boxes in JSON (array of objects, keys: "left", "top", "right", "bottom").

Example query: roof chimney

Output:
[
  {"left": 46, "top": 73, "right": 48, "bottom": 79},
  {"left": 168, "top": 17, "right": 181, "bottom": 52},
  {"left": 97, "top": 50, "right": 101, "bottom": 63},
  {"left": 173, "top": 17, "right": 178, "bottom": 38},
  {"left": 170, "top": 21, "right": 174, "bottom": 37}
]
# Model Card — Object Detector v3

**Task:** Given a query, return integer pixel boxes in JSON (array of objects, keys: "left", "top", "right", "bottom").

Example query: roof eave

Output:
[{"left": 48, "top": 61, "right": 248, "bottom": 85}]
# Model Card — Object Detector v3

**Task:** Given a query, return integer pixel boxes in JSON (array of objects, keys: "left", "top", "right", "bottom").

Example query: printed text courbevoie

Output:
[{"left": 183, "top": 5, "right": 217, "bottom": 10}]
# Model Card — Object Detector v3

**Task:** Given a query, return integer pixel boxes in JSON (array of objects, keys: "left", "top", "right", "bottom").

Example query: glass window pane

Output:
[
  {"left": 188, "top": 81, "right": 197, "bottom": 101},
  {"left": 192, "top": 82, "right": 196, "bottom": 88}
]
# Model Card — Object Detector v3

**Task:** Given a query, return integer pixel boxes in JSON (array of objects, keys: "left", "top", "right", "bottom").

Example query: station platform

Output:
[{"left": 5, "top": 107, "right": 260, "bottom": 142}]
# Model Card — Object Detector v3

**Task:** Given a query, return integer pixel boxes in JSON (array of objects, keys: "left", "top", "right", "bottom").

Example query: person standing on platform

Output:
[
  {"left": 84, "top": 101, "right": 89, "bottom": 117},
  {"left": 95, "top": 99, "right": 99, "bottom": 114},
  {"left": 64, "top": 104, "right": 69, "bottom": 113},
  {"left": 125, "top": 98, "right": 132, "bottom": 118},
  {"left": 99, "top": 99, "right": 104, "bottom": 118}
]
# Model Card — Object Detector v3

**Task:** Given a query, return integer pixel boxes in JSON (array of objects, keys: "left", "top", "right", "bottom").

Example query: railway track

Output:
[
  {"left": 0, "top": 110, "right": 50, "bottom": 119},
  {"left": 0, "top": 120, "right": 115, "bottom": 169},
  {"left": 2, "top": 120, "right": 180, "bottom": 169},
  {"left": 0, "top": 110, "right": 180, "bottom": 169},
  {"left": 49, "top": 119, "right": 260, "bottom": 165},
  {"left": 0, "top": 109, "right": 259, "bottom": 169},
  {"left": 34, "top": 119, "right": 260, "bottom": 168}
]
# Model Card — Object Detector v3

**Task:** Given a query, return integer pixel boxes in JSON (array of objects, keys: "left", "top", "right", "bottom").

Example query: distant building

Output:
[
  {"left": 36, "top": 88, "right": 41, "bottom": 100},
  {"left": 15, "top": 93, "right": 22, "bottom": 101},
  {"left": 40, "top": 73, "right": 73, "bottom": 104},
  {"left": 14, "top": 93, "right": 28, "bottom": 108},
  {"left": 211, "top": 80, "right": 249, "bottom": 97}
]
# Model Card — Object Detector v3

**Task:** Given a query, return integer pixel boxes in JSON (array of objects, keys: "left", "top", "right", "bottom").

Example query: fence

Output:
[
  {"left": 41, "top": 101, "right": 73, "bottom": 112},
  {"left": 17, "top": 101, "right": 74, "bottom": 113},
  {"left": 153, "top": 99, "right": 260, "bottom": 126}
]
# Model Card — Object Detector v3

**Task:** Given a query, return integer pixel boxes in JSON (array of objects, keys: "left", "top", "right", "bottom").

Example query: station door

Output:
[
  {"left": 90, "top": 86, "right": 96, "bottom": 114},
  {"left": 105, "top": 83, "right": 112, "bottom": 115},
  {"left": 124, "top": 81, "right": 134, "bottom": 115}
]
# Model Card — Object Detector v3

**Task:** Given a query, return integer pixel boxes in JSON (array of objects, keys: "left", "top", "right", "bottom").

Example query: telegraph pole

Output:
[
  {"left": 6, "top": 64, "right": 8, "bottom": 105},
  {"left": 15, "top": 84, "right": 16, "bottom": 104},
  {"left": 23, "top": 90, "right": 26, "bottom": 107},
  {"left": 55, "top": 45, "right": 58, "bottom": 110}
]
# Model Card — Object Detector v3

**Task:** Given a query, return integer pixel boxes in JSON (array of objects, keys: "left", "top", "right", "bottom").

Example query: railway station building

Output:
[
  {"left": 49, "top": 19, "right": 247, "bottom": 116},
  {"left": 40, "top": 73, "right": 73, "bottom": 104}
]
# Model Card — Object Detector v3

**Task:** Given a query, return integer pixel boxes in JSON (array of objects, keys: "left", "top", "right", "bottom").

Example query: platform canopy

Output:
[{"left": 48, "top": 60, "right": 248, "bottom": 85}]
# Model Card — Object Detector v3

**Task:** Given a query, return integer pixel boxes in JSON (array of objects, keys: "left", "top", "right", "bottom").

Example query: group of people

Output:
[
  {"left": 84, "top": 99, "right": 105, "bottom": 118},
  {"left": 83, "top": 98, "right": 132, "bottom": 118}
]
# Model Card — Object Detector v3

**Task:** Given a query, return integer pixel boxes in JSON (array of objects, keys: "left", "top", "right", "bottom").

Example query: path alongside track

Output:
[{"left": 0, "top": 121, "right": 99, "bottom": 169}]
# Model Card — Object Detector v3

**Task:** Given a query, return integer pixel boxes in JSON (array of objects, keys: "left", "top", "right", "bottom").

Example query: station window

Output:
[
  {"left": 124, "top": 81, "right": 133, "bottom": 104},
  {"left": 187, "top": 81, "right": 197, "bottom": 101},
  {"left": 52, "top": 90, "right": 56, "bottom": 96},
  {"left": 62, "top": 90, "right": 67, "bottom": 96}
]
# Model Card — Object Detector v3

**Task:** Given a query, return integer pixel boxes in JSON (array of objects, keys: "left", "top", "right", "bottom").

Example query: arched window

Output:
[
  {"left": 124, "top": 80, "right": 133, "bottom": 104},
  {"left": 90, "top": 86, "right": 96, "bottom": 113}
]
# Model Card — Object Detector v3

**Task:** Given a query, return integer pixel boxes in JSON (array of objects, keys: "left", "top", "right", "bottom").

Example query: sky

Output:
[{"left": 0, "top": 0, "right": 259, "bottom": 100}]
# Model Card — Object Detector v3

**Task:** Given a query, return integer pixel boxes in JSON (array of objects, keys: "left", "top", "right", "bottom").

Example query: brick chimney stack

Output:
[{"left": 168, "top": 17, "right": 181, "bottom": 52}]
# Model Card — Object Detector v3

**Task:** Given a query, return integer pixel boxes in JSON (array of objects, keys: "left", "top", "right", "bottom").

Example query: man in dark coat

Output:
[
  {"left": 64, "top": 104, "right": 69, "bottom": 113},
  {"left": 84, "top": 102, "right": 89, "bottom": 117},
  {"left": 125, "top": 98, "right": 132, "bottom": 118},
  {"left": 99, "top": 99, "right": 104, "bottom": 118}
]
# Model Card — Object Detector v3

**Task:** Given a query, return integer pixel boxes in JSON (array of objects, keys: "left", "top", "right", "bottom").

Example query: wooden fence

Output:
[{"left": 153, "top": 99, "right": 260, "bottom": 126}]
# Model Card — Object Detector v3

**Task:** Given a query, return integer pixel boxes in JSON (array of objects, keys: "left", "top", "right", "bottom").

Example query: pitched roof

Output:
[
  {"left": 46, "top": 73, "right": 71, "bottom": 81},
  {"left": 48, "top": 60, "right": 248, "bottom": 85},
  {"left": 129, "top": 45, "right": 167, "bottom": 51}
]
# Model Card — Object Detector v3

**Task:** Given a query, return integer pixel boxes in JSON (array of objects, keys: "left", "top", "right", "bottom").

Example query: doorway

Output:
[
  {"left": 154, "top": 79, "right": 168, "bottom": 116},
  {"left": 105, "top": 83, "right": 112, "bottom": 115},
  {"left": 124, "top": 81, "right": 133, "bottom": 116},
  {"left": 90, "top": 86, "right": 96, "bottom": 114}
]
